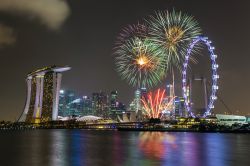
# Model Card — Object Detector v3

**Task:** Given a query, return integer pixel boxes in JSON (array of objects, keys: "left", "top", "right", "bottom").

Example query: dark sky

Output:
[{"left": 0, "top": 0, "right": 250, "bottom": 121}]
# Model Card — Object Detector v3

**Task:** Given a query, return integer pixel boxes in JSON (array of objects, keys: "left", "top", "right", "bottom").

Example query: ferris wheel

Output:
[{"left": 182, "top": 36, "right": 219, "bottom": 117}]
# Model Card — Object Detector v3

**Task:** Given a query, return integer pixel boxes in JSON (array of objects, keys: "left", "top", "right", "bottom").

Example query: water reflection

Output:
[
  {"left": 0, "top": 131, "right": 250, "bottom": 166},
  {"left": 70, "top": 130, "right": 85, "bottom": 165},
  {"left": 50, "top": 130, "right": 68, "bottom": 166},
  {"left": 112, "top": 131, "right": 124, "bottom": 165},
  {"left": 178, "top": 132, "right": 203, "bottom": 166},
  {"left": 136, "top": 132, "right": 201, "bottom": 166},
  {"left": 204, "top": 134, "right": 228, "bottom": 166},
  {"left": 138, "top": 132, "right": 177, "bottom": 160},
  {"left": 50, "top": 130, "right": 87, "bottom": 166}
]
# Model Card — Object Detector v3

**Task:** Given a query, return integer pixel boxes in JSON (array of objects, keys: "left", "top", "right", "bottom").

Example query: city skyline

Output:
[{"left": 0, "top": 0, "right": 250, "bottom": 120}]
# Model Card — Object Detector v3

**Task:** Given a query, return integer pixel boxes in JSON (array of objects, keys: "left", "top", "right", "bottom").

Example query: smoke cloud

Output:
[
  {"left": 0, "top": 24, "right": 15, "bottom": 46},
  {"left": 0, "top": 0, "right": 70, "bottom": 30}
]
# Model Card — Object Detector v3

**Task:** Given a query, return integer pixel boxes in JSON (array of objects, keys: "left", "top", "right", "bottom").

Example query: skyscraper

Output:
[
  {"left": 82, "top": 96, "right": 92, "bottom": 116},
  {"left": 92, "top": 91, "right": 109, "bottom": 118},
  {"left": 18, "top": 65, "right": 71, "bottom": 123},
  {"left": 133, "top": 88, "right": 147, "bottom": 121},
  {"left": 59, "top": 90, "right": 92, "bottom": 117},
  {"left": 58, "top": 90, "right": 76, "bottom": 117},
  {"left": 174, "top": 97, "right": 185, "bottom": 117},
  {"left": 110, "top": 91, "right": 118, "bottom": 111},
  {"left": 134, "top": 89, "right": 141, "bottom": 113}
]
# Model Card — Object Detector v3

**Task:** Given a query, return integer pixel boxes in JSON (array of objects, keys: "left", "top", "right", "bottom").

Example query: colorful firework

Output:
[
  {"left": 146, "top": 10, "right": 202, "bottom": 69},
  {"left": 141, "top": 88, "right": 166, "bottom": 118},
  {"left": 115, "top": 23, "right": 148, "bottom": 46},
  {"left": 114, "top": 24, "right": 167, "bottom": 88}
]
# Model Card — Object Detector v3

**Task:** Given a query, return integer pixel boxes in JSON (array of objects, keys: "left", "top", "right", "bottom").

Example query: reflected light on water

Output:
[
  {"left": 50, "top": 130, "right": 86, "bottom": 166},
  {"left": 0, "top": 130, "right": 250, "bottom": 166},
  {"left": 138, "top": 132, "right": 177, "bottom": 160},
  {"left": 50, "top": 130, "right": 68, "bottom": 166}
]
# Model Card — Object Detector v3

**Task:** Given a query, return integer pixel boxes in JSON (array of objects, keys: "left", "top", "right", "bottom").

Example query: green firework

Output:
[
  {"left": 114, "top": 27, "right": 167, "bottom": 89},
  {"left": 146, "top": 10, "right": 202, "bottom": 70}
]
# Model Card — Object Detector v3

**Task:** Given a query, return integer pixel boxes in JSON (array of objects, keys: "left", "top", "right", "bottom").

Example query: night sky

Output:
[{"left": 0, "top": 0, "right": 249, "bottom": 121}]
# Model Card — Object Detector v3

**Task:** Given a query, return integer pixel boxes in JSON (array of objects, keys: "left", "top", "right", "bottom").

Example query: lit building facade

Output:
[
  {"left": 216, "top": 114, "right": 247, "bottom": 126},
  {"left": 82, "top": 96, "right": 93, "bottom": 116},
  {"left": 58, "top": 90, "right": 76, "bottom": 117},
  {"left": 92, "top": 92, "right": 109, "bottom": 118},
  {"left": 174, "top": 97, "right": 186, "bottom": 117},
  {"left": 18, "top": 65, "right": 71, "bottom": 123},
  {"left": 110, "top": 91, "right": 118, "bottom": 111},
  {"left": 133, "top": 88, "right": 147, "bottom": 121},
  {"left": 59, "top": 91, "right": 92, "bottom": 117},
  {"left": 108, "top": 90, "right": 127, "bottom": 120}
]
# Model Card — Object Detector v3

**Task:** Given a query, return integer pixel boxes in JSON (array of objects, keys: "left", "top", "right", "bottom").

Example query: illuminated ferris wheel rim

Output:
[{"left": 182, "top": 36, "right": 219, "bottom": 117}]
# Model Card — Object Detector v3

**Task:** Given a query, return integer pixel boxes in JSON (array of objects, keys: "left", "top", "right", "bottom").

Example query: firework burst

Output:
[
  {"left": 114, "top": 24, "right": 167, "bottom": 88},
  {"left": 141, "top": 88, "right": 166, "bottom": 118},
  {"left": 146, "top": 10, "right": 202, "bottom": 69},
  {"left": 115, "top": 23, "right": 148, "bottom": 46}
]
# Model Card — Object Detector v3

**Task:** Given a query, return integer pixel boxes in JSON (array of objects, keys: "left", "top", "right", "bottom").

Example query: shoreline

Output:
[{"left": 1, "top": 127, "right": 250, "bottom": 134}]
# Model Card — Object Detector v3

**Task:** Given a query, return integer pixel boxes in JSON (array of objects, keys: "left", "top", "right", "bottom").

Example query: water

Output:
[{"left": 0, "top": 130, "right": 249, "bottom": 166}]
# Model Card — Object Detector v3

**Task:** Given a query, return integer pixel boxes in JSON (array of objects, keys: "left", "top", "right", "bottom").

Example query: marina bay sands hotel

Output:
[{"left": 18, "top": 66, "right": 71, "bottom": 123}]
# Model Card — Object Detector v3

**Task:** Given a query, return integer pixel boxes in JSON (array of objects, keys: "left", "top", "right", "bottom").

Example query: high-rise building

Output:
[
  {"left": 133, "top": 88, "right": 147, "bottom": 121},
  {"left": 82, "top": 96, "right": 92, "bottom": 116},
  {"left": 92, "top": 91, "right": 109, "bottom": 118},
  {"left": 65, "top": 98, "right": 82, "bottom": 117},
  {"left": 174, "top": 97, "right": 185, "bottom": 117},
  {"left": 110, "top": 91, "right": 118, "bottom": 111},
  {"left": 18, "top": 65, "right": 71, "bottom": 123},
  {"left": 58, "top": 91, "right": 92, "bottom": 117},
  {"left": 140, "top": 87, "right": 147, "bottom": 100},
  {"left": 58, "top": 90, "right": 76, "bottom": 117},
  {"left": 134, "top": 89, "right": 141, "bottom": 113},
  {"left": 109, "top": 91, "right": 118, "bottom": 120},
  {"left": 109, "top": 90, "right": 128, "bottom": 120}
]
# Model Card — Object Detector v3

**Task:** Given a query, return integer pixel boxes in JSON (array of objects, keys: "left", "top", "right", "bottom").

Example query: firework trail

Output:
[{"left": 141, "top": 88, "right": 166, "bottom": 118}]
